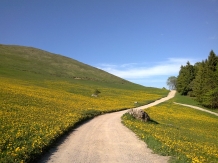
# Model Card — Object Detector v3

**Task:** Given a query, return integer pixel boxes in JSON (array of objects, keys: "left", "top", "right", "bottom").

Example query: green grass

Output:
[
  {"left": 0, "top": 44, "right": 129, "bottom": 83},
  {"left": 122, "top": 100, "right": 218, "bottom": 163},
  {"left": 0, "top": 44, "right": 168, "bottom": 95},
  {"left": 173, "top": 92, "right": 218, "bottom": 113},
  {"left": 0, "top": 44, "right": 169, "bottom": 163}
]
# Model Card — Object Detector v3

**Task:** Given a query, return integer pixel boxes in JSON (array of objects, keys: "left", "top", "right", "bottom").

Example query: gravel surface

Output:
[{"left": 38, "top": 90, "right": 176, "bottom": 163}]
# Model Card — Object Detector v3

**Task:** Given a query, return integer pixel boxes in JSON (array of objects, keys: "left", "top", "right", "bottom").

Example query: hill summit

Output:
[{"left": 0, "top": 44, "right": 127, "bottom": 84}]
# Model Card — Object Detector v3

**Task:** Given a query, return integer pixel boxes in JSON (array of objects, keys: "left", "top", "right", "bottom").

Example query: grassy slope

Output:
[
  {"left": 173, "top": 92, "right": 218, "bottom": 113},
  {"left": 0, "top": 44, "right": 168, "bottom": 97},
  {"left": 122, "top": 93, "right": 218, "bottom": 163},
  {"left": 0, "top": 44, "right": 167, "bottom": 93},
  {"left": 0, "top": 44, "right": 127, "bottom": 83},
  {"left": 0, "top": 44, "right": 168, "bottom": 163}
]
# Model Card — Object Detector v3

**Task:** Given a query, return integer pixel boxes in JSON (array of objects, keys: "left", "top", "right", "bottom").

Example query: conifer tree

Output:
[
  {"left": 192, "top": 61, "right": 206, "bottom": 102},
  {"left": 176, "top": 62, "right": 195, "bottom": 95},
  {"left": 202, "top": 51, "right": 218, "bottom": 108},
  {"left": 177, "top": 50, "right": 218, "bottom": 108}
]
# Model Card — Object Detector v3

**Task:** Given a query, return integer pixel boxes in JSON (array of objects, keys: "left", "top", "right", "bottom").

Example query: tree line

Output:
[{"left": 168, "top": 50, "right": 218, "bottom": 109}]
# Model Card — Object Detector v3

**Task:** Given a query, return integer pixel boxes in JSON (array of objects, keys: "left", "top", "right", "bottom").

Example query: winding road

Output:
[{"left": 39, "top": 91, "right": 176, "bottom": 163}]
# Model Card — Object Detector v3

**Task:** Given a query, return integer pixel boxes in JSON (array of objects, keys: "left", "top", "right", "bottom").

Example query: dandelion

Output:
[
  {"left": 0, "top": 77, "right": 164, "bottom": 162},
  {"left": 122, "top": 101, "right": 218, "bottom": 163}
]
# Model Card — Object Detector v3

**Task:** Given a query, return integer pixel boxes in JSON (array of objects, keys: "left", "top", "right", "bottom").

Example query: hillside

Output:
[
  {"left": 0, "top": 44, "right": 169, "bottom": 163},
  {"left": 0, "top": 44, "right": 128, "bottom": 84}
]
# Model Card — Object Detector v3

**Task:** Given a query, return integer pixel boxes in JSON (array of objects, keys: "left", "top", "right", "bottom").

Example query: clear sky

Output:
[{"left": 1, "top": 0, "right": 218, "bottom": 88}]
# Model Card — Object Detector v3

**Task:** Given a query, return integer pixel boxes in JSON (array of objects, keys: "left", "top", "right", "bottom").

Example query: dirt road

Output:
[
  {"left": 174, "top": 102, "right": 218, "bottom": 116},
  {"left": 39, "top": 90, "right": 176, "bottom": 163}
]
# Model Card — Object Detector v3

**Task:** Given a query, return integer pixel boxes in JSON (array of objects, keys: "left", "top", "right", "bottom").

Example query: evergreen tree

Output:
[
  {"left": 176, "top": 62, "right": 195, "bottom": 95},
  {"left": 192, "top": 50, "right": 218, "bottom": 108},
  {"left": 205, "top": 50, "right": 217, "bottom": 89},
  {"left": 192, "top": 61, "right": 206, "bottom": 102},
  {"left": 177, "top": 50, "right": 218, "bottom": 108},
  {"left": 176, "top": 65, "right": 186, "bottom": 94},
  {"left": 201, "top": 51, "right": 218, "bottom": 108}
]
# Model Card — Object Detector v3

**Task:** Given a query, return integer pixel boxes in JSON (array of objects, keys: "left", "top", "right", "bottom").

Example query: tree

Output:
[
  {"left": 201, "top": 51, "right": 218, "bottom": 108},
  {"left": 192, "top": 61, "right": 206, "bottom": 102},
  {"left": 192, "top": 50, "right": 218, "bottom": 108},
  {"left": 166, "top": 76, "right": 177, "bottom": 90},
  {"left": 205, "top": 50, "right": 217, "bottom": 90},
  {"left": 176, "top": 50, "right": 218, "bottom": 108},
  {"left": 176, "top": 62, "right": 195, "bottom": 95}
]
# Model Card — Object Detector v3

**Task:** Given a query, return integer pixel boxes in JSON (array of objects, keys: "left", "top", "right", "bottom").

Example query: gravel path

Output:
[
  {"left": 174, "top": 102, "right": 218, "bottom": 116},
  {"left": 38, "top": 90, "right": 176, "bottom": 163}
]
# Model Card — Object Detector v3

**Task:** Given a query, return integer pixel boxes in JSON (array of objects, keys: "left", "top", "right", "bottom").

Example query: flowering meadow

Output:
[
  {"left": 122, "top": 100, "right": 218, "bottom": 163},
  {"left": 0, "top": 76, "right": 167, "bottom": 163}
]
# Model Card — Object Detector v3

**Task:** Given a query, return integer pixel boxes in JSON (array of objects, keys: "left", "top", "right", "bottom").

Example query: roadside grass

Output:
[
  {"left": 174, "top": 92, "right": 218, "bottom": 113},
  {"left": 0, "top": 76, "right": 168, "bottom": 163},
  {"left": 122, "top": 100, "right": 218, "bottom": 163}
]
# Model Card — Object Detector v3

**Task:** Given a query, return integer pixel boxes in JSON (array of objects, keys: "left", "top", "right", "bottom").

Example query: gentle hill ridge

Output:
[{"left": 0, "top": 44, "right": 127, "bottom": 84}]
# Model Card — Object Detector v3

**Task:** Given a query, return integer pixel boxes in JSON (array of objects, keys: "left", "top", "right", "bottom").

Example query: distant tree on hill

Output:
[{"left": 166, "top": 76, "right": 177, "bottom": 90}]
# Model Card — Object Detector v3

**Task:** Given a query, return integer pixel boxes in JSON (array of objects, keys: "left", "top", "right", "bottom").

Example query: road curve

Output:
[{"left": 38, "top": 90, "right": 176, "bottom": 163}]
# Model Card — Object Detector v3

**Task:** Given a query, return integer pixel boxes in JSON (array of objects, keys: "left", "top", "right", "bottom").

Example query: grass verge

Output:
[
  {"left": 173, "top": 92, "right": 218, "bottom": 113},
  {"left": 122, "top": 100, "right": 218, "bottom": 163}
]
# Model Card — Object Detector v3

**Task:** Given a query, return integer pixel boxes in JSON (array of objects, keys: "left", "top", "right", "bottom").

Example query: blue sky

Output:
[{"left": 1, "top": 0, "right": 218, "bottom": 88}]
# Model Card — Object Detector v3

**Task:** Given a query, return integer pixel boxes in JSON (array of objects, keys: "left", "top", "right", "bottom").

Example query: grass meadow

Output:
[
  {"left": 174, "top": 92, "right": 218, "bottom": 114},
  {"left": 0, "top": 76, "right": 168, "bottom": 163},
  {"left": 0, "top": 44, "right": 169, "bottom": 162},
  {"left": 122, "top": 99, "right": 218, "bottom": 163}
]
